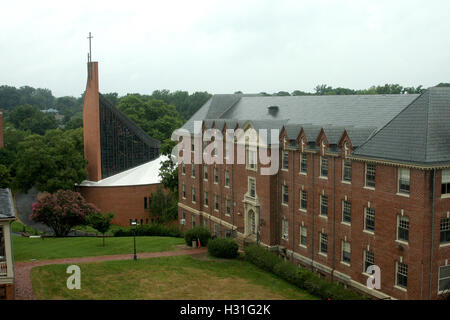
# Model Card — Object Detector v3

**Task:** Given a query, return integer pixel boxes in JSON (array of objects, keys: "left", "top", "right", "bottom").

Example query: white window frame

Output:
[
  {"left": 341, "top": 240, "right": 351, "bottom": 265},
  {"left": 300, "top": 152, "right": 307, "bottom": 175},
  {"left": 442, "top": 169, "right": 450, "bottom": 198},
  {"left": 182, "top": 183, "right": 186, "bottom": 199},
  {"left": 299, "top": 226, "right": 307, "bottom": 247},
  {"left": 191, "top": 188, "right": 196, "bottom": 203},
  {"left": 342, "top": 159, "right": 352, "bottom": 183},
  {"left": 246, "top": 146, "right": 257, "bottom": 171},
  {"left": 363, "top": 250, "right": 374, "bottom": 274},
  {"left": 282, "top": 185, "right": 289, "bottom": 206},
  {"left": 214, "top": 194, "right": 219, "bottom": 211},
  {"left": 214, "top": 167, "right": 218, "bottom": 184},
  {"left": 320, "top": 195, "right": 328, "bottom": 217},
  {"left": 365, "top": 163, "right": 376, "bottom": 189},
  {"left": 225, "top": 170, "right": 230, "bottom": 187},
  {"left": 342, "top": 200, "right": 351, "bottom": 224},
  {"left": 203, "top": 166, "right": 208, "bottom": 181},
  {"left": 248, "top": 177, "right": 256, "bottom": 198},
  {"left": 320, "top": 156, "right": 328, "bottom": 179},
  {"left": 282, "top": 150, "right": 289, "bottom": 171},
  {"left": 395, "top": 261, "right": 408, "bottom": 290},
  {"left": 225, "top": 199, "right": 231, "bottom": 216},
  {"left": 438, "top": 265, "right": 450, "bottom": 294},
  {"left": 319, "top": 232, "right": 328, "bottom": 255},
  {"left": 396, "top": 215, "right": 409, "bottom": 243},
  {"left": 364, "top": 207, "right": 375, "bottom": 233},
  {"left": 300, "top": 190, "right": 307, "bottom": 212},
  {"left": 397, "top": 168, "right": 410, "bottom": 196},
  {"left": 204, "top": 191, "right": 208, "bottom": 207}
]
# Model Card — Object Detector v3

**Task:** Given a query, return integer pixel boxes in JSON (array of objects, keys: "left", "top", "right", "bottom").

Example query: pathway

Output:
[{"left": 14, "top": 247, "right": 208, "bottom": 300}]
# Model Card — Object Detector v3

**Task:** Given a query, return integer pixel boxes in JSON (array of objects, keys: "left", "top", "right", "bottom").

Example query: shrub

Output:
[
  {"left": 244, "top": 244, "right": 366, "bottom": 300},
  {"left": 244, "top": 244, "right": 282, "bottom": 273},
  {"left": 207, "top": 238, "right": 239, "bottom": 258},
  {"left": 113, "top": 223, "right": 183, "bottom": 238},
  {"left": 184, "top": 226, "right": 211, "bottom": 247}
]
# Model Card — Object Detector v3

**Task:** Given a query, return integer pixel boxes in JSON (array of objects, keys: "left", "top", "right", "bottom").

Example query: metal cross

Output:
[{"left": 87, "top": 32, "right": 93, "bottom": 62}]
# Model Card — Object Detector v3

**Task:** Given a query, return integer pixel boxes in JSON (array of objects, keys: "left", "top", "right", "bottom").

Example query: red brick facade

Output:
[
  {"left": 178, "top": 124, "right": 450, "bottom": 300},
  {"left": 78, "top": 184, "right": 161, "bottom": 226}
]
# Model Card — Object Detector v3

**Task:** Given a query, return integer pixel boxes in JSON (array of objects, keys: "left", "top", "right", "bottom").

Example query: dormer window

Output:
[{"left": 442, "top": 169, "right": 450, "bottom": 196}]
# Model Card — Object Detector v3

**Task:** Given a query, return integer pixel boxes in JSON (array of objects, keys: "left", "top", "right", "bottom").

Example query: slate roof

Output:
[
  {"left": 0, "top": 188, "right": 16, "bottom": 220},
  {"left": 181, "top": 93, "right": 419, "bottom": 150},
  {"left": 352, "top": 87, "right": 450, "bottom": 166}
]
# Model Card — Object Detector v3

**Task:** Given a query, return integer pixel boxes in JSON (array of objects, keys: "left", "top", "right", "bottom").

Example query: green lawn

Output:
[
  {"left": 13, "top": 235, "right": 185, "bottom": 262},
  {"left": 31, "top": 255, "right": 318, "bottom": 300}
]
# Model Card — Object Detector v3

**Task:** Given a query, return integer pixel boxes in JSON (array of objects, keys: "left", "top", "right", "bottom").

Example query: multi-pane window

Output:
[
  {"left": 343, "top": 159, "right": 352, "bottom": 182},
  {"left": 320, "top": 195, "right": 328, "bottom": 217},
  {"left": 191, "top": 164, "right": 196, "bottom": 178},
  {"left": 396, "top": 262, "right": 408, "bottom": 289},
  {"left": 300, "top": 153, "right": 307, "bottom": 174},
  {"left": 248, "top": 177, "right": 256, "bottom": 198},
  {"left": 442, "top": 170, "right": 450, "bottom": 196},
  {"left": 439, "top": 265, "right": 450, "bottom": 293},
  {"left": 182, "top": 183, "right": 186, "bottom": 198},
  {"left": 365, "top": 164, "right": 376, "bottom": 188},
  {"left": 249, "top": 211, "right": 256, "bottom": 234},
  {"left": 225, "top": 170, "right": 230, "bottom": 187},
  {"left": 341, "top": 241, "right": 351, "bottom": 264},
  {"left": 365, "top": 207, "right": 375, "bottom": 232},
  {"left": 203, "top": 166, "right": 208, "bottom": 180},
  {"left": 300, "top": 190, "right": 307, "bottom": 211},
  {"left": 282, "top": 219, "right": 289, "bottom": 240},
  {"left": 342, "top": 200, "right": 351, "bottom": 224},
  {"left": 214, "top": 167, "right": 218, "bottom": 183},
  {"left": 214, "top": 194, "right": 219, "bottom": 211},
  {"left": 364, "top": 250, "right": 375, "bottom": 273},
  {"left": 282, "top": 151, "right": 289, "bottom": 170},
  {"left": 182, "top": 163, "right": 186, "bottom": 175},
  {"left": 247, "top": 147, "right": 257, "bottom": 170},
  {"left": 204, "top": 191, "right": 208, "bottom": 206},
  {"left": 192, "top": 188, "right": 196, "bottom": 202},
  {"left": 300, "top": 226, "right": 307, "bottom": 246},
  {"left": 441, "top": 218, "right": 450, "bottom": 244},
  {"left": 397, "top": 215, "right": 410, "bottom": 242},
  {"left": 320, "top": 233, "right": 328, "bottom": 254},
  {"left": 398, "top": 168, "right": 410, "bottom": 194},
  {"left": 320, "top": 157, "right": 328, "bottom": 178},
  {"left": 282, "top": 185, "right": 289, "bottom": 205},
  {"left": 226, "top": 199, "right": 231, "bottom": 216}
]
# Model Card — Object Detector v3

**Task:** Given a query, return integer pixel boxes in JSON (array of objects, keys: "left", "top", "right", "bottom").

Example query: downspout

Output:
[
  {"left": 291, "top": 149, "right": 295, "bottom": 261},
  {"left": 311, "top": 153, "right": 315, "bottom": 271},
  {"left": 331, "top": 156, "right": 336, "bottom": 281},
  {"left": 429, "top": 169, "right": 436, "bottom": 300}
]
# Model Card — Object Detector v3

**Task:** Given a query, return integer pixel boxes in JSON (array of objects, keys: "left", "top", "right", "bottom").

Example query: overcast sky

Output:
[{"left": 1, "top": 0, "right": 449, "bottom": 97}]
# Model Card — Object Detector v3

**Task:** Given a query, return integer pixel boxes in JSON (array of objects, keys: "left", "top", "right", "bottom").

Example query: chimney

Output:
[
  {"left": 83, "top": 61, "right": 102, "bottom": 181},
  {"left": 0, "top": 112, "right": 4, "bottom": 149},
  {"left": 268, "top": 105, "right": 279, "bottom": 116}
]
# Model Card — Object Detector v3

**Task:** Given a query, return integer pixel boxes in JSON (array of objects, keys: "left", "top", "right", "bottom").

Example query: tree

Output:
[
  {"left": 86, "top": 212, "right": 115, "bottom": 246},
  {"left": 148, "top": 187, "right": 178, "bottom": 224},
  {"left": 159, "top": 157, "right": 178, "bottom": 193},
  {"left": 7, "top": 104, "right": 58, "bottom": 135},
  {"left": 31, "top": 190, "right": 99, "bottom": 237},
  {"left": 0, "top": 165, "right": 11, "bottom": 188},
  {"left": 14, "top": 128, "right": 87, "bottom": 193}
]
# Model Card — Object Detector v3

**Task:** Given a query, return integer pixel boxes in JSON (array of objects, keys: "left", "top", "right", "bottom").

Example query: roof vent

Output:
[{"left": 268, "top": 105, "right": 279, "bottom": 116}]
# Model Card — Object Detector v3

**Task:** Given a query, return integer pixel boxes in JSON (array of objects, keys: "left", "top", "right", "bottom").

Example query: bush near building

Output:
[
  {"left": 113, "top": 223, "right": 183, "bottom": 238},
  {"left": 244, "top": 244, "right": 367, "bottom": 300},
  {"left": 184, "top": 226, "right": 211, "bottom": 247},
  {"left": 207, "top": 238, "right": 239, "bottom": 259}
]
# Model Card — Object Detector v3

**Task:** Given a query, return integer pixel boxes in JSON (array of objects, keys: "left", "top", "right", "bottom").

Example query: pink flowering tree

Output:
[{"left": 31, "top": 190, "right": 100, "bottom": 237}]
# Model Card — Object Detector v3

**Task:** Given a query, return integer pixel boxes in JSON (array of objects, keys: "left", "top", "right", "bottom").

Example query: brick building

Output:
[
  {"left": 176, "top": 89, "right": 450, "bottom": 300},
  {"left": 77, "top": 60, "right": 164, "bottom": 226}
]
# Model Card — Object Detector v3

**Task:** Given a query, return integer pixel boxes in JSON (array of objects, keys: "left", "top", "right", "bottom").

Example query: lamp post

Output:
[{"left": 131, "top": 220, "right": 138, "bottom": 260}]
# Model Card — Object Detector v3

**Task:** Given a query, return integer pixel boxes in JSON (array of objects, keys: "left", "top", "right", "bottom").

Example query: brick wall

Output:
[{"left": 78, "top": 183, "right": 162, "bottom": 226}]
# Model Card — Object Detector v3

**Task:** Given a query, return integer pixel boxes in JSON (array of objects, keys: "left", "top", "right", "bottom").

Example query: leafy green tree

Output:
[
  {"left": 31, "top": 190, "right": 99, "bottom": 237},
  {"left": 7, "top": 104, "right": 58, "bottom": 135},
  {"left": 13, "top": 128, "right": 87, "bottom": 193},
  {"left": 0, "top": 165, "right": 11, "bottom": 188},
  {"left": 65, "top": 116, "right": 83, "bottom": 130},
  {"left": 86, "top": 211, "right": 115, "bottom": 246},
  {"left": 148, "top": 187, "right": 178, "bottom": 224},
  {"left": 159, "top": 157, "right": 178, "bottom": 193}
]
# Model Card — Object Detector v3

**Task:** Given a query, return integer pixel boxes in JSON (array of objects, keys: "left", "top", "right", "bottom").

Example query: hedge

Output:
[
  {"left": 245, "top": 244, "right": 367, "bottom": 300},
  {"left": 113, "top": 223, "right": 183, "bottom": 238},
  {"left": 207, "top": 238, "right": 239, "bottom": 258},
  {"left": 184, "top": 226, "right": 211, "bottom": 247}
]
